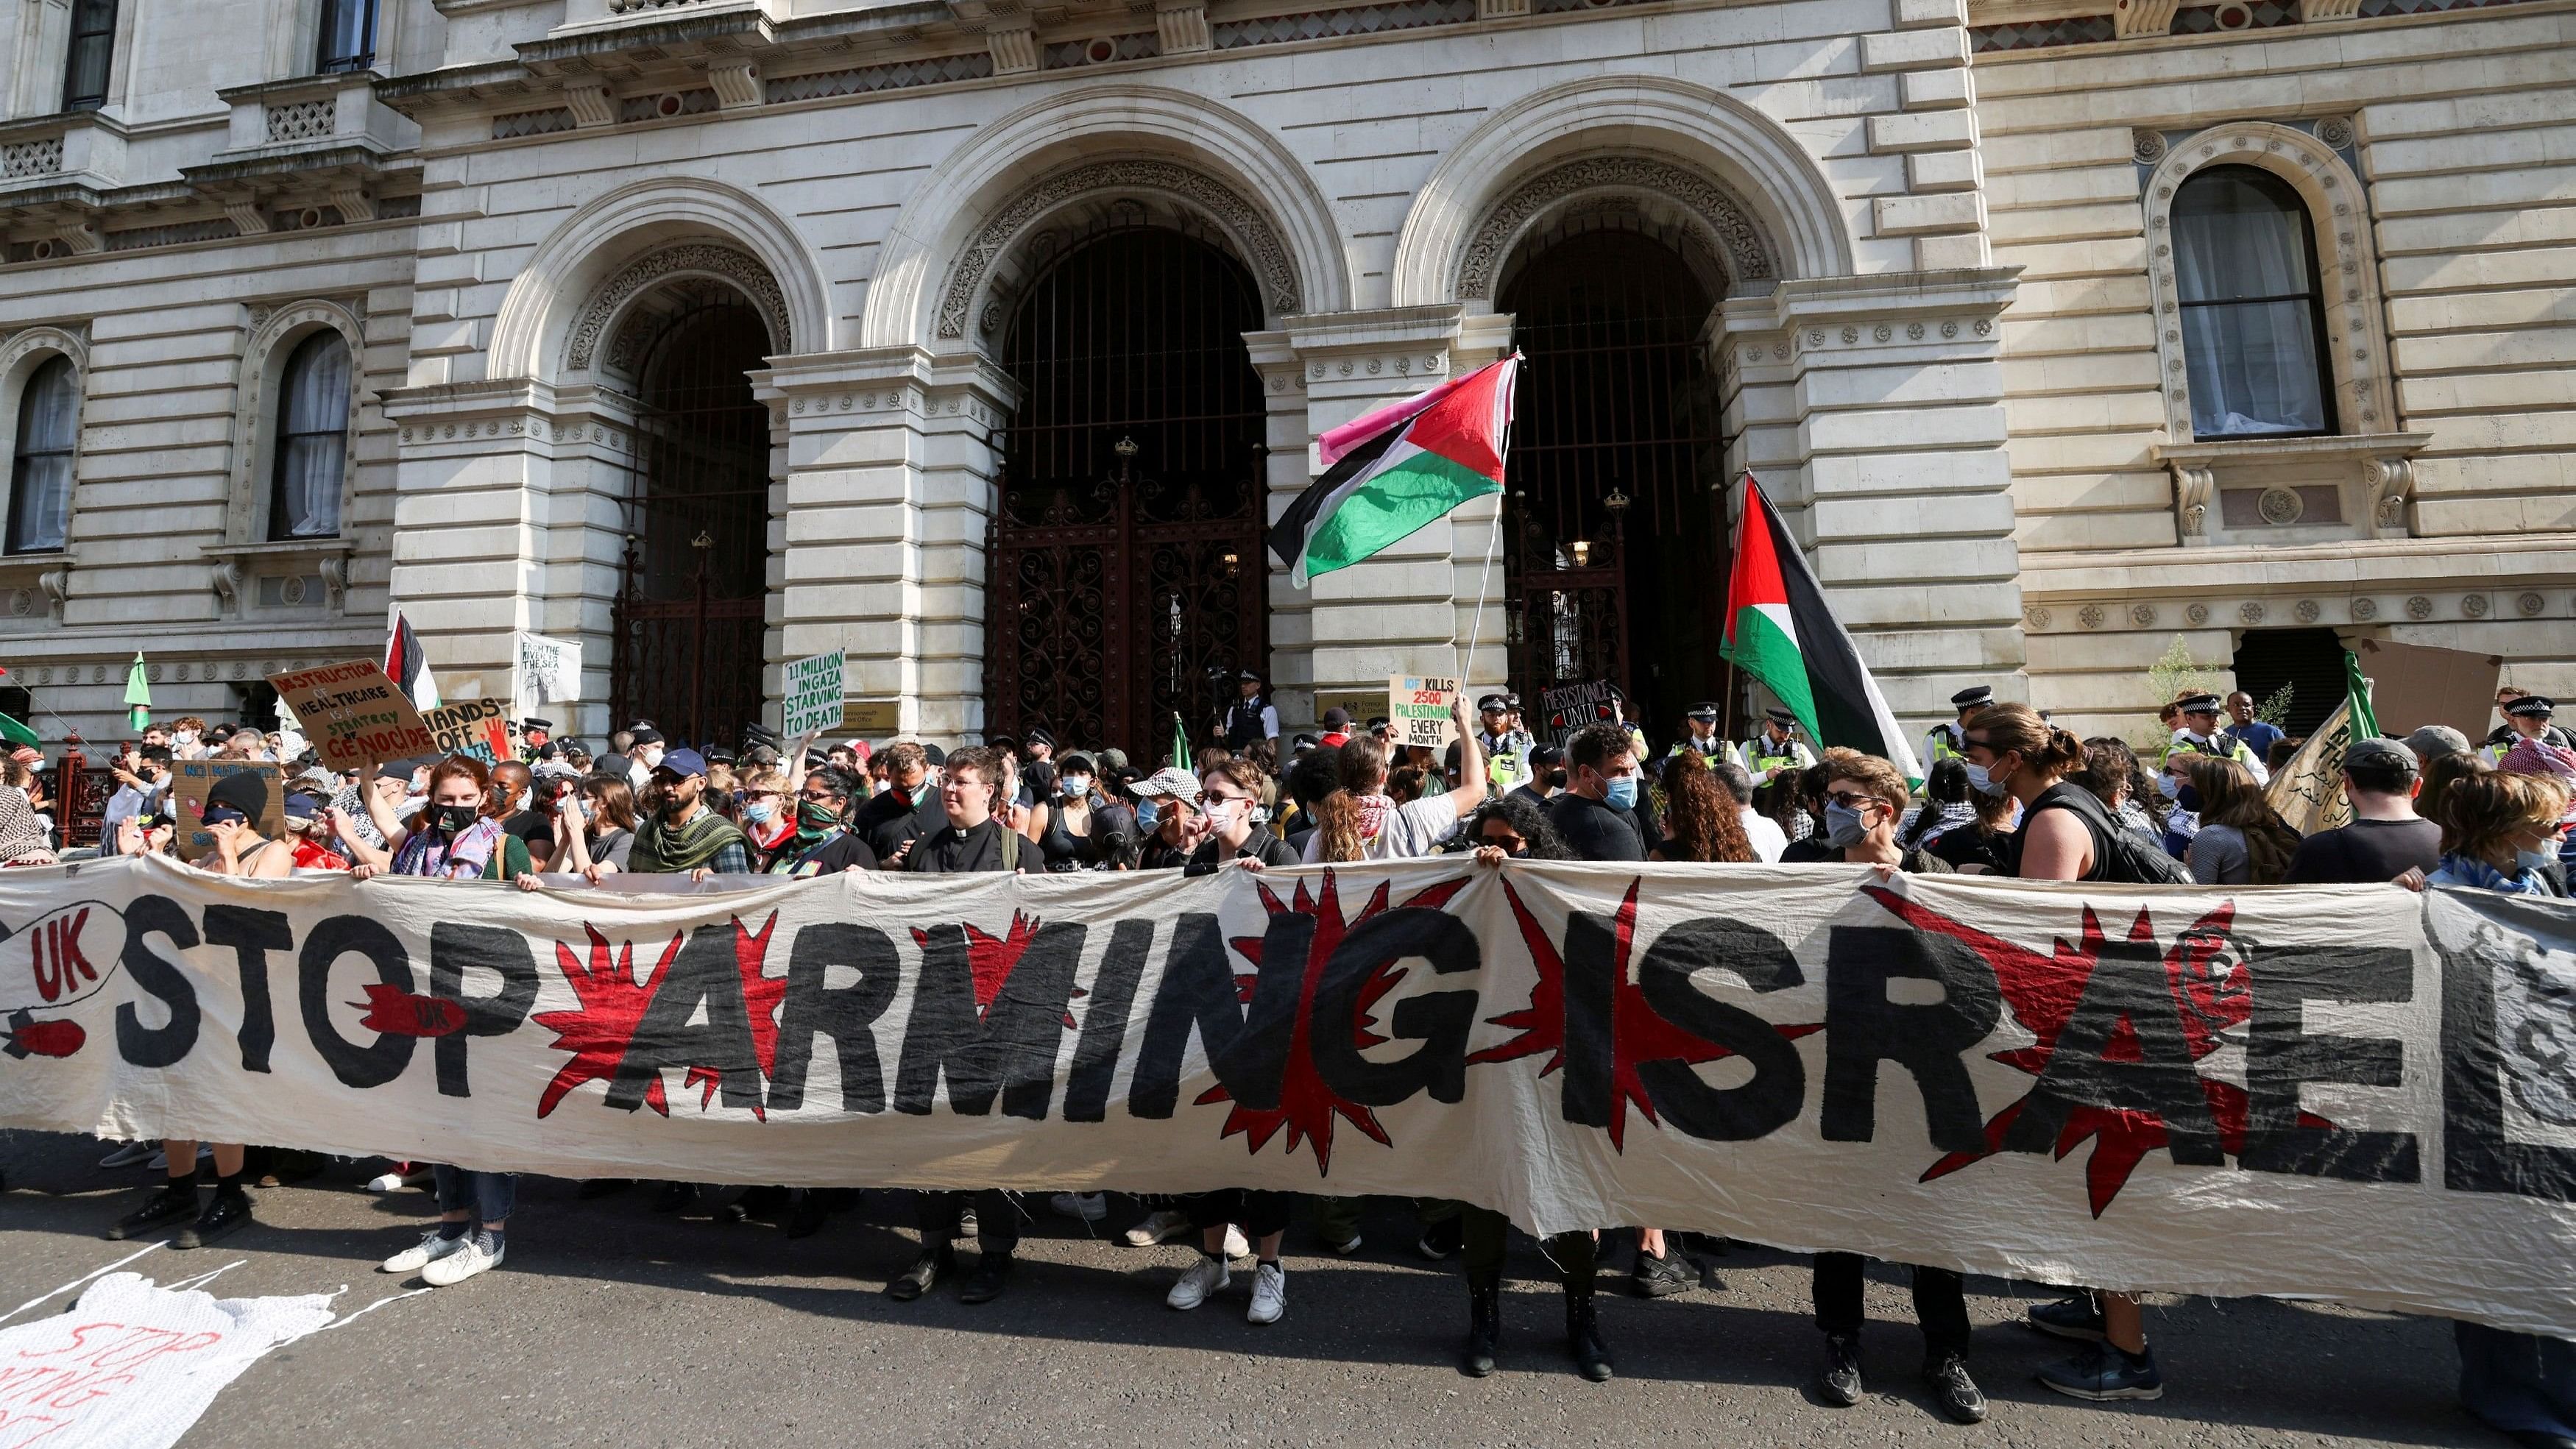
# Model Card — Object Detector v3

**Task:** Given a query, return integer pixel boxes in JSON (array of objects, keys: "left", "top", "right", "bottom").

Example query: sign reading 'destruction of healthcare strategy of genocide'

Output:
[
  {"left": 166, "top": 761, "right": 284, "bottom": 863},
  {"left": 269, "top": 660, "right": 434, "bottom": 771},
  {"left": 7, "top": 856, "right": 2576, "bottom": 1339},
  {"left": 420, "top": 699, "right": 513, "bottom": 767},
  {"left": 781, "top": 650, "right": 848, "bottom": 743},
  {"left": 1387, "top": 676, "right": 1459, "bottom": 749}
]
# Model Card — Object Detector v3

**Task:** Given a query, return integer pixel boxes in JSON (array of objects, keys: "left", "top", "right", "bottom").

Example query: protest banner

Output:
[
  {"left": 420, "top": 698, "right": 512, "bottom": 766},
  {"left": 781, "top": 649, "right": 847, "bottom": 742},
  {"left": 165, "top": 760, "right": 285, "bottom": 862},
  {"left": 5, "top": 855, "right": 2575, "bottom": 1339},
  {"left": 268, "top": 660, "right": 433, "bottom": 771},
  {"left": 514, "top": 631, "right": 583, "bottom": 709},
  {"left": 1387, "top": 674, "right": 1459, "bottom": 748},
  {"left": 0, "top": 1269, "right": 342, "bottom": 1448},
  {"left": 1540, "top": 679, "right": 1616, "bottom": 741}
]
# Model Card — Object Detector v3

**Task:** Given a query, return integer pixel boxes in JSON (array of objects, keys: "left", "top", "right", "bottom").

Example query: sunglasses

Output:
[{"left": 1823, "top": 791, "right": 1876, "bottom": 810}]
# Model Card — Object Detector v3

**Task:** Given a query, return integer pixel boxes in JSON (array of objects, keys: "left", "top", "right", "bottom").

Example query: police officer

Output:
[
  {"left": 2485, "top": 695, "right": 2574, "bottom": 761},
  {"left": 2162, "top": 692, "right": 2267, "bottom": 784},
  {"left": 1741, "top": 707, "right": 1816, "bottom": 787},
  {"left": 517, "top": 719, "right": 553, "bottom": 764},
  {"left": 1669, "top": 702, "right": 1738, "bottom": 766},
  {"left": 1922, "top": 687, "right": 1989, "bottom": 770},
  {"left": 1222, "top": 670, "right": 1279, "bottom": 751},
  {"left": 1476, "top": 692, "right": 1535, "bottom": 794}
]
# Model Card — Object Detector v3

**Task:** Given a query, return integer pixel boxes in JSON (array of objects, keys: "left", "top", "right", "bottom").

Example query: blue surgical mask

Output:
[
  {"left": 1822, "top": 801, "right": 1869, "bottom": 849},
  {"left": 1061, "top": 776, "right": 1092, "bottom": 798},
  {"left": 1963, "top": 762, "right": 2009, "bottom": 798},
  {"left": 743, "top": 800, "right": 776, "bottom": 826},
  {"left": 1136, "top": 798, "right": 1158, "bottom": 829},
  {"left": 1604, "top": 775, "right": 1638, "bottom": 810},
  {"left": 2519, "top": 849, "right": 2558, "bottom": 874},
  {"left": 2156, "top": 773, "right": 2180, "bottom": 799}
]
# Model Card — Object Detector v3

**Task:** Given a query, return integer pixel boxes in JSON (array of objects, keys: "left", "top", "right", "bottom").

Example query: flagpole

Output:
[{"left": 1456, "top": 486, "right": 1505, "bottom": 690}]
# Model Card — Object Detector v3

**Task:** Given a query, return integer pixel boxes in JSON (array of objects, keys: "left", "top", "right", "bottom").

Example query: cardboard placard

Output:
[
  {"left": 2349, "top": 638, "right": 2505, "bottom": 740},
  {"left": 269, "top": 659, "right": 434, "bottom": 770},
  {"left": 421, "top": 698, "right": 512, "bottom": 765},
  {"left": 169, "top": 759, "right": 285, "bottom": 862},
  {"left": 1540, "top": 679, "right": 1618, "bottom": 742},
  {"left": 782, "top": 649, "right": 848, "bottom": 741},
  {"left": 1387, "top": 675, "right": 1459, "bottom": 749}
]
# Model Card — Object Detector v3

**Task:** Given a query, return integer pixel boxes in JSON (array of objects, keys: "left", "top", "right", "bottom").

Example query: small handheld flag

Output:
[
  {"left": 1719, "top": 473, "right": 1922, "bottom": 782},
  {"left": 1269, "top": 355, "right": 1520, "bottom": 588},
  {"left": 385, "top": 609, "right": 443, "bottom": 712},
  {"left": 124, "top": 652, "right": 150, "bottom": 732},
  {"left": 1170, "top": 712, "right": 1193, "bottom": 774}
]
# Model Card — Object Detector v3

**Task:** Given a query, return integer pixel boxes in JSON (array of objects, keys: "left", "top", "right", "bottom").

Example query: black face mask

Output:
[
  {"left": 1546, "top": 769, "right": 1568, "bottom": 790},
  {"left": 434, "top": 804, "right": 480, "bottom": 836}
]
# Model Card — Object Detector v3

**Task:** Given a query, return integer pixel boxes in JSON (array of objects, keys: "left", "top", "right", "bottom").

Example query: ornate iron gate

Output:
[
  {"left": 1501, "top": 227, "right": 1728, "bottom": 737},
  {"left": 988, "top": 227, "right": 1270, "bottom": 762},
  {"left": 609, "top": 302, "right": 771, "bottom": 749}
]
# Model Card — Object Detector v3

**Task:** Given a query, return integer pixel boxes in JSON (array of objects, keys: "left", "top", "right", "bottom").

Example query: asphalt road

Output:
[{"left": 0, "top": 1129, "right": 2505, "bottom": 1448}]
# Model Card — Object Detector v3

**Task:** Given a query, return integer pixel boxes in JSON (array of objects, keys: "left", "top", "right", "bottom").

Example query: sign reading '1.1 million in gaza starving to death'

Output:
[
  {"left": 6, "top": 855, "right": 2576, "bottom": 1342},
  {"left": 780, "top": 650, "right": 847, "bottom": 742}
]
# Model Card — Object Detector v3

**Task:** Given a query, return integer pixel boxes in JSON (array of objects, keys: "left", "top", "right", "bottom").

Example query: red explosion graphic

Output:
[
  {"left": 1199, "top": 869, "right": 1466, "bottom": 1174},
  {"left": 1865, "top": 885, "right": 2325, "bottom": 1216},
  {"left": 534, "top": 915, "right": 784, "bottom": 1119},
  {"left": 1468, "top": 878, "right": 1820, "bottom": 1150},
  {"left": 914, "top": 910, "right": 1080, "bottom": 1028}
]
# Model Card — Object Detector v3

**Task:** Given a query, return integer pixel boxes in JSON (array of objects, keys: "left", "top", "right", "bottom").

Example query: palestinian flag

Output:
[
  {"left": 1719, "top": 474, "right": 1922, "bottom": 782},
  {"left": 385, "top": 609, "right": 442, "bottom": 712},
  {"left": 1269, "top": 355, "right": 1519, "bottom": 587}
]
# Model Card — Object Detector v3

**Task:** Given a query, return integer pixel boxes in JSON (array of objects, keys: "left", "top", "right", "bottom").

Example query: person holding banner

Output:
[
  {"left": 1961, "top": 703, "right": 2164, "bottom": 1403},
  {"left": 1810, "top": 751, "right": 1986, "bottom": 1424},
  {"left": 1300, "top": 695, "right": 1483, "bottom": 863},
  {"left": 528, "top": 774, "right": 637, "bottom": 882}
]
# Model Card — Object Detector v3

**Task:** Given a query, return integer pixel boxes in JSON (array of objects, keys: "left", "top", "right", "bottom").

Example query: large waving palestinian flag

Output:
[
  {"left": 1719, "top": 474, "right": 1922, "bottom": 782},
  {"left": 1268, "top": 355, "right": 1519, "bottom": 587}
]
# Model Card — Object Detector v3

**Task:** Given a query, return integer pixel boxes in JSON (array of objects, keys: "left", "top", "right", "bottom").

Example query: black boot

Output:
[
  {"left": 1566, "top": 1292, "right": 1613, "bottom": 1382},
  {"left": 1462, "top": 1272, "right": 1501, "bottom": 1377}
]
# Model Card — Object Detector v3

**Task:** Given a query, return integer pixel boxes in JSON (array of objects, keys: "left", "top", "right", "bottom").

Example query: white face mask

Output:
[
  {"left": 641, "top": 744, "right": 665, "bottom": 769},
  {"left": 1061, "top": 776, "right": 1092, "bottom": 798},
  {"left": 1963, "top": 760, "right": 2010, "bottom": 798},
  {"left": 174, "top": 731, "right": 198, "bottom": 746}
]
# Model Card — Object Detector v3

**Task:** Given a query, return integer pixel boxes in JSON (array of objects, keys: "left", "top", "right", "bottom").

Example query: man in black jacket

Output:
[
  {"left": 888, "top": 746, "right": 1023, "bottom": 1306},
  {"left": 1547, "top": 723, "right": 1647, "bottom": 862},
  {"left": 852, "top": 739, "right": 949, "bottom": 865}
]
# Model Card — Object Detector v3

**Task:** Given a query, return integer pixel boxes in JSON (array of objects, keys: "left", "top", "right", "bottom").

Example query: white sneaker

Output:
[
  {"left": 422, "top": 1233, "right": 503, "bottom": 1286},
  {"left": 1050, "top": 1191, "right": 1107, "bottom": 1222},
  {"left": 98, "top": 1141, "right": 154, "bottom": 1169},
  {"left": 1123, "top": 1208, "right": 1191, "bottom": 1247},
  {"left": 365, "top": 1170, "right": 408, "bottom": 1193},
  {"left": 1247, "top": 1261, "right": 1287, "bottom": 1325},
  {"left": 1222, "top": 1225, "right": 1251, "bottom": 1259},
  {"left": 1166, "top": 1254, "right": 1229, "bottom": 1311},
  {"left": 380, "top": 1229, "right": 469, "bottom": 1275}
]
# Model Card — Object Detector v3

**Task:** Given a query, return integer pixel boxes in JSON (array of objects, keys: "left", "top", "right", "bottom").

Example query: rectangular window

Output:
[
  {"left": 61, "top": 0, "right": 116, "bottom": 112},
  {"left": 317, "top": 0, "right": 378, "bottom": 74}
]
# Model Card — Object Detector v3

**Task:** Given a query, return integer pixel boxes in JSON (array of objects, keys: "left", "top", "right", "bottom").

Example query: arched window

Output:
[
  {"left": 269, "top": 332, "right": 350, "bottom": 540},
  {"left": 62, "top": 0, "right": 116, "bottom": 110},
  {"left": 317, "top": 0, "right": 378, "bottom": 74},
  {"left": 8, "top": 358, "right": 77, "bottom": 554},
  {"left": 2172, "top": 166, "right": 2335, "bottom": 440}
]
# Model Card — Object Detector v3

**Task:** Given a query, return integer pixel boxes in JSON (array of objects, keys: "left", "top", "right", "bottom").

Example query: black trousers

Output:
[
  {"left": 1182, "top": 1189, "right": 1295, "bottom": 1239},
  {"left": 1812, "top": 1252, "right": 1970, "bottom": 1356},
  {"left": 1461, "top": 1206, "right": 1596, "bottom": 1286},
  {"left": 916, "top": 1188, "right": 1019, "bottom": 1254}
]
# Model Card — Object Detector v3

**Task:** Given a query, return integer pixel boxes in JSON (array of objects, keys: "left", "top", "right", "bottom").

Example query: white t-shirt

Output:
[
  {"left": 1301, "top": 793, "right": 1464, "bottom": 862},
  {"left": 1740, "top": 807, "right": 1787, "bottom": 864}
]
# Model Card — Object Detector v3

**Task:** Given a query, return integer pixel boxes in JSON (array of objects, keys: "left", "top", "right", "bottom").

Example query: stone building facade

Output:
[{"left": 0, "top": 0, "right": 2565, "bottom": 754}]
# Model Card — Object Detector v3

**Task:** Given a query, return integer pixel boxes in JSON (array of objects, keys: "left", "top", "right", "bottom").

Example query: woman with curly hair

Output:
[{"left": 1651, "top": 754, "right": 1755, "bottom": 862}]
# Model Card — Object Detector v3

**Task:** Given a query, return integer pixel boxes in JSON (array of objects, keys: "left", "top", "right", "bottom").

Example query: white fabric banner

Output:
[
  {"left": 0, "top": 1272, "right": 336, "bottom": 1447},
  {"left": 512, "top": 631, "right": 582, "bottom": 709},
  {"left": 4, "top": 854, "right": 2573, "bottom": 1337}
]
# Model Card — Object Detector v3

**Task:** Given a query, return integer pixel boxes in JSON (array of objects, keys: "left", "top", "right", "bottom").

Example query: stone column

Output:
[
  {"left": 1713, "top": 266, "right": 2027, "bottom": 729},
  {"left": 755, "top": 346, "right": 1016, "bottom": 743},
  {"left": 380, "top": 378, "right": 643, "bottom": 737}
]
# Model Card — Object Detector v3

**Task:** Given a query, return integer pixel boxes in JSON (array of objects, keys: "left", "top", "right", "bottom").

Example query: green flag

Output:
[
  {"left": 0, "top": 712, "right": 36, "bottom": 749},
  {"left": 1170, "top": 712, "right": 1192, "bottom": 773},
  {"left": 124, "top": 651, "right": 151, "bottom": 732},
  {"left": 2343, "top": 649, "right": 2379, "bottom": 739}
]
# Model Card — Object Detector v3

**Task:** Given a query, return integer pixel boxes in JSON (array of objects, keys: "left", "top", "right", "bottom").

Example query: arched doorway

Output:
[
  {"left": 1499, "top": 225, "right": 1728, "bottom": 740},
  {"left": 988, "top": 227, "right": 1270, "bottom": 761},
  {"left": 609, "top": 300, "right": 771, "bottom": 748}
]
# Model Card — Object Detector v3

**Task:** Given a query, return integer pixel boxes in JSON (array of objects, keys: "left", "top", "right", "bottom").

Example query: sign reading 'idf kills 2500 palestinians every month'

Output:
[
  {"left": 269, "top": 660, "right": 434, "bottom": 770},
  {"left": 7, "top": 855, "right": 2576, "bottom": 1341},
  {"left": 781, "top": 650, "right": 847, "bottom": 741},
  {"left": 1387, "top": 676, "right": 1459, "bottom": 748},
  {"left": 421, "top": 699, "right": 513, "bottom": 766}
]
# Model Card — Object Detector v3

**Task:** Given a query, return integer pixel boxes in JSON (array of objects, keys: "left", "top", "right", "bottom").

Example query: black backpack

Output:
[{"left": 2023, "top": 784, "right": 2194, "bottom": 886}]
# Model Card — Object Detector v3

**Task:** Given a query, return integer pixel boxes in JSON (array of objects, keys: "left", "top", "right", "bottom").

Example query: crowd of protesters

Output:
[{"left": 45, "top": 673, "right": 2576, "bottom": 1442}]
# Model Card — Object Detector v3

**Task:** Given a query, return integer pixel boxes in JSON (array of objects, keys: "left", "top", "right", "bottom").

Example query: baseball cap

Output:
[
  {"left": 2342, "top": 737, "right": 2417, "bottom": 773},
  {"left": 1132, "top": 767, "right": 1201, "bottom": 804},
  {"left": 657, "top": 748, "right": 709, "bottom": 779}
]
